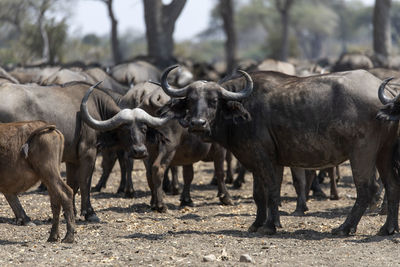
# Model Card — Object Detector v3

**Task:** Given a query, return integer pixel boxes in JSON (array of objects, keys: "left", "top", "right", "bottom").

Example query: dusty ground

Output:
[{"left": 0, "top": 159, "right": 399, "bottom": 266}]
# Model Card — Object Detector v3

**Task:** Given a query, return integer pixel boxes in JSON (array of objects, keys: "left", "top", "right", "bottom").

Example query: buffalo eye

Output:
[
  {"left": 141, "top": 125, "right": 147, "bottom": 134},
  {"left": 209, "top": 98, "right": 218, "bottom": 107}
]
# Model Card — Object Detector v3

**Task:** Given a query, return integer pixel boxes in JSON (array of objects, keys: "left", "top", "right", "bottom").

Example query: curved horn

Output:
[
  {"left": 378, "top": 77, "right": 400, "bottom": 105},
  {"left": 160, "top": 65, "right": 188, "bottom": 97},
  {"left": 133, "top": 108, "right": 171, "bottom": 128},
  {"left": 219, "top": 70, "right": 254, "bottom": 100},
  {"left": 80, "top": 82, "right": 134, "bottom": 131}
]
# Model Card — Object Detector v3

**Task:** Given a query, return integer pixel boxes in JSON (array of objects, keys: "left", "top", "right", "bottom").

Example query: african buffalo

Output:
[
  {"left": 158, "top": 65, "right": 400, "bottom": 236},
  {"left": 85, "top": 82, "right": 233, "bottom": 210},
  {"left": 0, "top": 121, "right": 75, "bottom": 242},
  {"left": 332, "top": 53, "right": 374, "bottom": 72}
]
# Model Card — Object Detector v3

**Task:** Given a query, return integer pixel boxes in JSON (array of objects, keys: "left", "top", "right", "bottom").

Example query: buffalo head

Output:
[
  {"left": 157, "top": 65, "right": 253, "bottom": 138},
  {"left": 81, "top": 82, "right": 171, "bottom": 159}
]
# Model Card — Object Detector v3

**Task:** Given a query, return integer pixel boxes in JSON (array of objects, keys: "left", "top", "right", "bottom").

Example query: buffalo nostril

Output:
[{"left": 191, "top": 119, "right": 206, "bottom": 127}]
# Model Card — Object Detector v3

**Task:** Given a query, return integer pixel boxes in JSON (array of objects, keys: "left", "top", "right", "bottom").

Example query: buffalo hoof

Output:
[
  {"left": 219, "top": 195, "right": 234, "bottom": 206},
  {"left": 209, "top": 177, "right": 218, "bottom": 186},
  {"left": 233, "top": 180, "right": 243, "bottom": 189},
  {"left": 330, "top": 195, "right": 340, "bottom": 200},
  {"left": 91, "top": 185, "right": 102, "bottom": 193},
  {"left": 117, "top": 187, "right": 124, "bottom": 194},
  {"left": 331, "top": 226, "right": 350, "bottom": 236},
  {"left": 257, "top": 225, "right": 276, "bottom": 235},
  {"left": 377, "top": 223, "right": 398, "bottom": 236},
  {"left": 61, "top": 234, "right": 75, "bottom": 243},
  {"left": 248, "top": 223, "right": 261, "bottom": 233},
  {"left": 171, "top": 187, "right": 180, "bottom": 196},
  {"left": 85, "top": 213, "right": 100, "bottom": 223},
  {"left": 180, "top": 198, "right": 194, "bottom": 207},
  {"left": 225, "top": 175, "right": 233, "bottom": 184},
  {"left": 163, "top": 184, "right": 181, "bottom": 195},
  {"left": 47, "top": 235, "right": 60, "bottom": 243},
  {"left": 313, "top": 191, "right": 327, "bottom": 199},
  {"left": 275, "top": 220, "right": 283, "bottom": 228},
  {"left": 124, "top": 190, "right": 135, "bottom": 199},
  {"left": 16, "top": 217, "right": 35, "bottom": 226},
  {"left": 151, "top": 201, "right": 168, "bottom": 213},
  {"left": 292, "top": 210, "right": 306, "bottom": 216}
]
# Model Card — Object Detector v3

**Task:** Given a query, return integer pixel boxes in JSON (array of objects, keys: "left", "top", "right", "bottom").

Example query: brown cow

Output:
[{"left": 0, "top": 121, "right": 75, "bottom": 243}]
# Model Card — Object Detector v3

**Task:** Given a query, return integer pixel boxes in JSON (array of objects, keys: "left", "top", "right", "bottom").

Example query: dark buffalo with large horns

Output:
[{"left": 158, "top": 65, "right": 400, "bottom": 236}]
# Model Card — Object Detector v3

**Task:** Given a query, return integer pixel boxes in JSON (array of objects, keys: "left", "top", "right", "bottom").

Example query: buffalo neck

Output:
[{"left": 91, "top": 89, "right": 122, "bottom": 122}]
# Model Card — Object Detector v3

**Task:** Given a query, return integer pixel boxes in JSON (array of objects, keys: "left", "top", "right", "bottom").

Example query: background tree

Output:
[
  {"left": 143, "top": 0, "right": 187, "bottom": 67},
  {"left": 220, "top": 0, "right": 237, "bottom": 75},
  {"left": 373, "top": 0, "right": 392, "bottom": 66},
  {"left": 98, "top": 0, "right": 122, "bottom": 64},
  {"left": 275, "top": 0, "right": 294, "bottom": 61}
]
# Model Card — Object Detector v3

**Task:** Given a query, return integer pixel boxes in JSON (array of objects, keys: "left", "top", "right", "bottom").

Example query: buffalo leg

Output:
[
  {"left": 332, "top": 152, "right": 377, "bottom": 236},
  {"left": 147, "top": 146, "right": 175, "bottom": 212},
  {"left": 248, "top": 172, "right": 268, "bottom": 233},
  {"left": 310, "top": 170, "right": 327, "bottom": 198},
  {"left": 66, "top": 162, "right": 79, "bottom": 216},
  {"left": 170, "top": 166, "right": 180, "bottom": 195},
  {"left": 70, "top": 147, "right": 99, "bottom": 222},
  {"left": 47, "top": 194, "right": 61, "bottom": 242},
  {"left": 376, "top": 146, "right": 400, "bottom": 235},
  {"left": 291, "top": 167, "right": 309, "bottom": 215},
  {"left": 92, "top": 151, "right": 117, "bottom": 192},
  {"left": 266, "top": 165, "right": 283, "bottom": 229},
  {"left": 180, "top": 164, "right": 194, "bottom": 207},
  {"left": 116, "top": 151, "right": 134, "bottom": 198},
  {"left": 225, "top": 151, "right": 234, "bottom": 184},
  {"left": 328, "top": 167, "right": 339, "bottom": 200},
  {"left": 45, "top": 178, "right": 75, "bottom": 243},
  {"left": 163, "top": 167, "right": 180, "bottom": 195},
  {"left": 4, "top": 194, "right": 33, "bottom": 226},
  {"left": 116, "top": 151, "right": 126, "bottom": 194},
  {"left": 233, "top": 163, "right": 246, "bottom": 189},
  {"left": 213, "top": 145, "right": 233, "bottom": 205}
]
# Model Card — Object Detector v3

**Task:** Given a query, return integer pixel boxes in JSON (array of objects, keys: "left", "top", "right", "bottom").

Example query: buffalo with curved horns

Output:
[{"left": 158, "top": 65, "right": 400, "bottom": 236}]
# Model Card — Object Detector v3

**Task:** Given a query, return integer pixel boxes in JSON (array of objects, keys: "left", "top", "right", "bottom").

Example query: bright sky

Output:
[
  {"left": 69, "top": 0, "right": 215, "bottom": 41},
  {"left": 68, "top": 0, "right": 376, "bottom": 41}
]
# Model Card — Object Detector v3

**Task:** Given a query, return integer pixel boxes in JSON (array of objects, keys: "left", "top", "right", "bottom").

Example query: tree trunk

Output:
[
  {"left": 373, "top": 0, "right": 392, "bottom": 67},
  {"left": 275, "top": 0, "right": 294, "bottom": 61},
  {"left": 38, "top": 10, "right": 50, "bottom": 64},
  {"left": 220, "top": 0, "right": 236, "bottom": 75},
  {"left": 143, "top": 0, "right": 186, "bottom": 68},
  {"left": 105, "top": 0, "right": 122, "bottom": 64}
]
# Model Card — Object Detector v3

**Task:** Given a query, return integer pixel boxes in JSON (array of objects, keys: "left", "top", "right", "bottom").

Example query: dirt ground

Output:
[{"left": 0, "top": 158, "right": 400, "bottom": 266}]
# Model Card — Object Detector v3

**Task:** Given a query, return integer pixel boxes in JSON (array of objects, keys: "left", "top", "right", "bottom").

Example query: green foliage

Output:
[{"left": 18, "top": 18, "right": 67, "bottom": 63}]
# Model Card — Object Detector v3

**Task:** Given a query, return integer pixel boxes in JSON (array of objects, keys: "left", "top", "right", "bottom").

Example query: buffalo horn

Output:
[
  {"left": 377, "top": 77, "right": 400, "bottom": 105},
  {"left": 219, "top": 70, "right": 254, "bottom": 101},
  {"left": 81, "top": 82, "right": 134, "bottom": 131},
  {"left": 133, "top": 108, "right": 171, "bottom": 128},
  {"left": 160, "top": 65, "right": 188, "bottom": 97}
]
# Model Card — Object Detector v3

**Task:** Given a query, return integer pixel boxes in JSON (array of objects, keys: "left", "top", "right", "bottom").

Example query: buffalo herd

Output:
[{"left": 1, "top": 53, "right": 400, "bottom": 242}]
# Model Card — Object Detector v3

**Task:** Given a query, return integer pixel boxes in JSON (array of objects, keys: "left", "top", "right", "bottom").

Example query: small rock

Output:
[
  {"left": 221, "top": 248, "right": 228, "bottom": 261},
  {"left": 240, "top": 254, "right": 253, "bottom": 263},
  {"left": 203, "top": 254, "right": 217, "bottom": 262}
]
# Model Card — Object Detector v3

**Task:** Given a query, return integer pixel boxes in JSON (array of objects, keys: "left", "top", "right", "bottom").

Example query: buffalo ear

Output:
[
  {"left": 157, "top": 98, "right": 187, "bottom": 119},
  {"left": 146, "top": 127, "right": 170, "bottom": 144},
  {"left": 222, "top": 101, "right": 251, "bottom": 124},
  {"left": 376, "top": 103, "right": 400, "bottom": 121}
]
